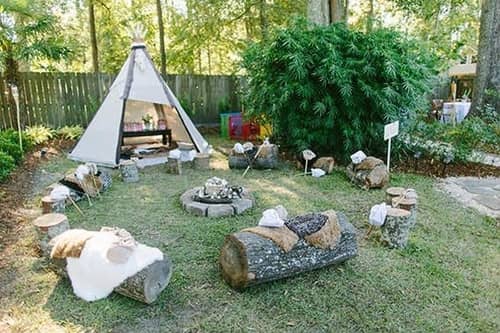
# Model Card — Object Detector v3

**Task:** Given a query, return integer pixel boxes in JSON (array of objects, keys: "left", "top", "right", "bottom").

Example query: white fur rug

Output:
[{"left": 66, "top": 232, "right": 163, "bottom": 302}]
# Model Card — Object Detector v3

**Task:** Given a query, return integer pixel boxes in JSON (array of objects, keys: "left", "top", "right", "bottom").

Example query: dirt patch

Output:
[{"left": 393, "top": 157, "right": 500, "bottom": 178}]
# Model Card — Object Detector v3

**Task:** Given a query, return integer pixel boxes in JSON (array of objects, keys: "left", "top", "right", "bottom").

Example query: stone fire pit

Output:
[{"left": 181, "top": 177, "right": 254, "bottom": 217}]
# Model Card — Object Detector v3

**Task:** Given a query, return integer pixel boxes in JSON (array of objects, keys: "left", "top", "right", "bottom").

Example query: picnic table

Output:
[{"left": 441, "top": 102, "right": 471, "bottom": 124}]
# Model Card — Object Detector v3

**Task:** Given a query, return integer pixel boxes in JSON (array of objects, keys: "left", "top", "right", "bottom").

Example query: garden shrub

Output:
[
  {"left": 0, "top": 151, "right": 15, "bottom": 181},
  {"left": 242, "top": 20, "right": 437, "bottom": 161},
  {"left": 56, "top": 125, "right": 84, "bottom": 140},
  {"left": 0, "top": 137, "right": 23, "bottom": 163},
  {"left": 24, "top": 125, "right": 54, "bottom": 144}
]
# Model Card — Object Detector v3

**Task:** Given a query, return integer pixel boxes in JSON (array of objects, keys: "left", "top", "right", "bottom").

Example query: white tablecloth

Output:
[{"left": 442, "top": 102, "right": 471, "bottom": 124}]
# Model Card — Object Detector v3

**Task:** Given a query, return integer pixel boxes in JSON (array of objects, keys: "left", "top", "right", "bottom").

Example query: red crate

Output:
[
  {"left": 229, "top": 114, "right": 243, "bottom": 139},
  {"left": 242, "top": 122, "right": 260, "bottom": 140}
]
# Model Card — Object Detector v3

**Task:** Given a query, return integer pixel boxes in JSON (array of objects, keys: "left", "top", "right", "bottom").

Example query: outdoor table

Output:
[
  {"left": 441, "top": 102, "right": 471, "bottom": 124},
  {"left": 122, "top": 128, "right": 172, "bottom": 145}
]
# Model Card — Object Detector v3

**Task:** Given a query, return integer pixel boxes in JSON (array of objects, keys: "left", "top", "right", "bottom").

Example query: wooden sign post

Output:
[{"left": 384, "top": 121, "right": 399, "bottom": 172}]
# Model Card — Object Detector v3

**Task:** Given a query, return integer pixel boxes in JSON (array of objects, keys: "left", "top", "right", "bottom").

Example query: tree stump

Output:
[
  {"left": 392, "top": 196, "right": 417, "bottom": 228},
  {"left": 381, "top": 208, "right": 412, "bottom": 249},
  {"left": 41, "top": 195, "right": 66, "bottom": 214},
  {"left": 385, "top": 187, "right": 406, "bottom": 205},
  {"left": 32, "top": 213, "right": 70, "bottom": 257},
  {"left": 219, "top": 212, "right": 357, "bottom": 289},
  {"left": 120, "top": 160, "right": 139, "bottom": 182},
  {"left": 166, "top": 158, "right": 181, "bottom": 174},
  {"left": 194, "top": 153, "right": 210, "bottom": 170}
]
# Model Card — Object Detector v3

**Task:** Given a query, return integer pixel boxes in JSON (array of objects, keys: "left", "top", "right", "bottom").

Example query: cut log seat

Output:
[{"left": 220, "top": 212, "right": 357, "bottom": 289}]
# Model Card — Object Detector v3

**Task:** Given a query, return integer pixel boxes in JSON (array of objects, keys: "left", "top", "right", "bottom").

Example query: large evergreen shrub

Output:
[{"left": 242, "top": 20, "right": 437, "bottom": 161}]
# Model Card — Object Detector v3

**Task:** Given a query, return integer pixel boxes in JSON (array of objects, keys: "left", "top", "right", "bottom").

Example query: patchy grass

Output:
[{"left": 1, "top": 135, "right": 499, "bottom": 332}]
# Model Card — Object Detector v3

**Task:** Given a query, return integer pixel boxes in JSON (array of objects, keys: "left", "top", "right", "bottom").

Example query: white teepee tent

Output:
[{"left": 69, "top": 40, "right": 210, "bottom": 167}]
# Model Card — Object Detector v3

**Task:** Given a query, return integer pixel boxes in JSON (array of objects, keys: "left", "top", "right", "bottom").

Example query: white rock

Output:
[
  {"left": 350, "top": 150, "right": 367, "bottom": 164},
  {"left": 369, "top": 203, "right": 388, "bottom": 227},
  {"left": 311, "top": 168, "right": 326, "bottom": 177}
]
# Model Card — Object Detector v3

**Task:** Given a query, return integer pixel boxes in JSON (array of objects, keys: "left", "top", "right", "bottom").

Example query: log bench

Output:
[{"left": 220, "top": 211, "right": 357, "bottom": 289}]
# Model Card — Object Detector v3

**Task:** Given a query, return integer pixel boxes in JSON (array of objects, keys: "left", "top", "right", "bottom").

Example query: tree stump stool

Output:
[
  {"left": 381, "top": 208, "right": 412, "bottom": 249},
  {"left": 166, "top": 158, "right": 181, "bottom": 174},
  {"left": 385, "top": 187, "right": 406, "bottom": 205},
  {"left": 392, "top": 196, "right": 418, "bottom": 228},
  {"left": 120, "top": 160, "right": 139, "bottom": 182},
  {"left": 194, "top": 153, "right": 210, "bottom": 170},
  {"left": 32, "top": 213, "right": 70, "bottom": 257},
  {"left": 41, "top": 195, "right": 66, "bottom": 214}
]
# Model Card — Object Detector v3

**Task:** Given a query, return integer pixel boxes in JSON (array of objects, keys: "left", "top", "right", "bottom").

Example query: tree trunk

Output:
[
  {"left": 366, "top": 0, "right": 375, "bottom": 32},
  {"left": 330, "top": 0, "right": 346, "bottom": 23},
  {"left": 156, "top": 0, "right": 167, "bottom": 76},
  {"left": 381, "top": 208, "right": 412, "bottom": 249},
  {"left": 88, "top": 0, "right": 99, "bottom": 73},
  {"left": 471, "top": 0, "right": 500, "bottom": 114},
  {"left": 308, "top": 0, "right": 330, "bottom": 25},
  {"left": 258, "top": 0, "right": 268, "bottom": 40},
  {"left": 220, "top": 212, "right": 357, "bottom": 289}
]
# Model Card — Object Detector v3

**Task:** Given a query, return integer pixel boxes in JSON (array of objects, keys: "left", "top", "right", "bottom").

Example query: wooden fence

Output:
[{"left": 0, "top": 72, "right": 245, "bottom": 130}]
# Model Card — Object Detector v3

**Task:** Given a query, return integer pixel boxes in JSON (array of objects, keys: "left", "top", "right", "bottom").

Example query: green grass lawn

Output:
[{"left": 1, "top": 136, "right": 498, "bottom": 332}]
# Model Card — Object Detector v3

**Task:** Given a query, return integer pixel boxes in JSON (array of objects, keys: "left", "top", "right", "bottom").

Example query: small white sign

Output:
[{"left": 384, "top": 121, "right": 399, "bottom": 141}]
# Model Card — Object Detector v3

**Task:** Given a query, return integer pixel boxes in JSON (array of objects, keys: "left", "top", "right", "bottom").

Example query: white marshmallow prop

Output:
[
  {"left": 350, "top": 150, "right": 367, "bottom": 164},
  {"left": 274, "top": 205, "right": 288, "bottom": 220},
  {"left": 242, "top": 142, "right": 254, "bottom": 152},
  {"left": 302, "top": 149, "right": 317, "bottom": 175},
  {"left": 50, "top": 185, "right": 84, "bottom": 216}
]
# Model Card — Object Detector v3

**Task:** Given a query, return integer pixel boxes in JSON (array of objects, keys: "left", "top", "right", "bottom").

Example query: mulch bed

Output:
[
  {"left": 392, "top": 157, "right": 500, "bottom": 178},
  {"left": 0, "top": 140, "right": 73, "bottom": 267}
]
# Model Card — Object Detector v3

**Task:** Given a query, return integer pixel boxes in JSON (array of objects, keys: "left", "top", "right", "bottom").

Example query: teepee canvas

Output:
[{"left": 69, "top": 40, "right": 210, "bottom": 167}]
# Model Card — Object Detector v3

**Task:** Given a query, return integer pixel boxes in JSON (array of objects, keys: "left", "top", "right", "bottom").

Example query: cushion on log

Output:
[
  {"left": 304, "top": 210, "right": 341, "bottom": 249},
  {"left": 242, "top": 226, "right": 299, "bottom": 252},
  {"left": 50, "top": 229, "right": 97, "bottom": 259}
]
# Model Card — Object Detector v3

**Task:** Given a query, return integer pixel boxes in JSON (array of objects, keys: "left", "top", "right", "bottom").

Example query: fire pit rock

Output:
[{"left": 180, "top": 177, "right": 254, "bottom": 217}]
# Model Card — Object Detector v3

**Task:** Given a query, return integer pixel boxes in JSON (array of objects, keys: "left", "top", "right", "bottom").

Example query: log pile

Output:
[
  {"left": 220, "top": 210, "right": 357, "bottom": 289},
  {"left": 228, "top": 144, "right": 279, "bottom": 169},
  {"left": 346, "top": 157, "right": 389, "bottom": 189}
]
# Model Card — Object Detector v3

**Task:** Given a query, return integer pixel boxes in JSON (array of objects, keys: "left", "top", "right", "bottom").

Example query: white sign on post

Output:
[{"left": 384, "top": 121, "right": 399, "bottom": 172}]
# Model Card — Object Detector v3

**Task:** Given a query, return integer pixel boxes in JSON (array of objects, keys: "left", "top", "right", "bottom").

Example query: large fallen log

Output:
[{"left": 219, "top": 212, "right": 357, "bottom": 289}]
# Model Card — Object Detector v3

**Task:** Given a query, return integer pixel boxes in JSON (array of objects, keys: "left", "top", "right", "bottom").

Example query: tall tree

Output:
[
  {"left": 156, "top": 0, "right": 167, "bottom": 76},
  {"left": 88, "top": 0, "right": 99, "bottom": 73},
  {"left": 308, "top": 0, "right": 347, "bottom": 25},
  {"left": 471, "top": 0, "right": 499, "bottom": 114}
]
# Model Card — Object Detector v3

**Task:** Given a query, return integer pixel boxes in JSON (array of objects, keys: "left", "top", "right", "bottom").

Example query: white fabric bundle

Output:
[
  {"left": 369, "top": 203, "right": 389, "bottom": 227},
  {"left": 258, "top": 205, "right": 288, "bottom": 228},
  {"left": 350, "top": 150, "right": 367, "bottom": 164},
  {"left": 233, "top": 143, "right": 244, "bottom": 154},
  {"left": 75, "top": 164, "right": 90, "bottom": 181},
  {"left": 242, "top": 142, "right": 254, "bottom": 152},
  {"left": 311, "top": 168, "right": 326, "bottom": 177},
  {"left": 50, "top": 185, "right": 71, "bottom": 201},
  {"left": 66, "top": 231, "right": 163, "bottom": 302}
]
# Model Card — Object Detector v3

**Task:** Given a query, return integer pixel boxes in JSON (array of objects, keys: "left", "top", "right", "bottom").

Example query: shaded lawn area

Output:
[{"left": 0, "top": 138, "right": 498, "bottom": 332}]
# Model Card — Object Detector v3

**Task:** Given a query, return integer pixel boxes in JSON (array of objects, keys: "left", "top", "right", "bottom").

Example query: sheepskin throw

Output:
[{"left": 66, "top": 230, "right": 163, "bottom": 302}]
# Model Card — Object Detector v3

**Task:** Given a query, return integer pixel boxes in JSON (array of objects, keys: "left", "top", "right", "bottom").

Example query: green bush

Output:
[
  {"left": 56, "top": 125, "right": 84, "bottom": 140},
  {"left": 0, "top": 137, "right": 23, "bottom": 164},
  {"left": 24, "top": 125, "right": 54, "bottom": 145},
  {"left": 241, "top": 20, "right": 437, "bottom": 161},
  {"left": 0, "top": 151, "right": 15, "bottom": 181},
  {"left": 0, "top": 129, "right": 33, "bottom": 149}
]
